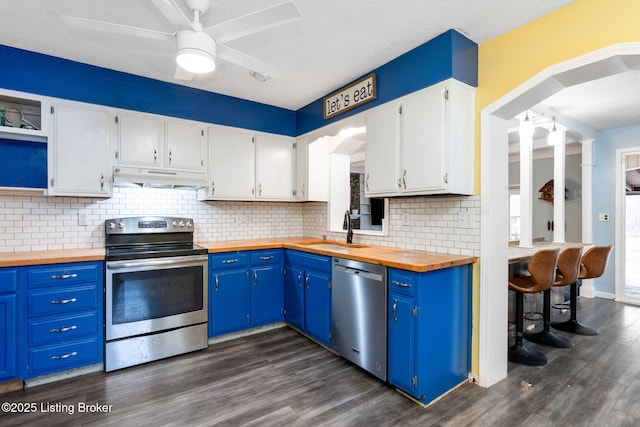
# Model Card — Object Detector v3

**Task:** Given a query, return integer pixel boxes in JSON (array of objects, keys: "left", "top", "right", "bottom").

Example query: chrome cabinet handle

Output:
[
  {"left": 100, "top": 174, "right": 104, "bottom": 191},
  {"left": 259, "top": 256, "right": 274, "bottom": 261},
  {"left": 215, "top": 275, "right": 219, "bottom": 292},
  {"left": 305, "top": 274, "right": 310, "bottom": 290},
  {"left": 301, "top": 183, "right": 305, "bottom": 197},
  {"left": 50, "top": 298, "right": 77, "bottom": 305},
  {"left": 168, "top": 149, "right": 172, "bottom": 164},
  {"left": 258, "top": 183, "right": 262, "bottom": 196},
  {"left": 50, "top": 325, "right": 77, "bottom": 333},
  {"left": 254, "top": 271, "right": 258, "bottom": 284},
  {"left": 392, "top": 280, "right": 411, "bottom": 288},
  {"left": 222, "top": 259, "right": 238, "bottom": 264},
  {"left": 50, "top": 273, "right": 78, "bottom": 280},
  {"left": 153, "top": 148, "right": 158, "bottom": 163},
  {"left": 51, "top": 351, "right": 77, "bottom": 360},
  {"left": 211, "top": 181, "right": 215, "bottom": 195},
  {"left": 392, "top": 300, "right": 398, "bottom": 322},
  {"left": 365, "top": 174, "right": 370, "bottom": 192},
  {"left": 297, "top": 272, "right": 303, "bottom": 288},
  {"left": 402, "top": 169, "right": 407, "bottom": 189}
]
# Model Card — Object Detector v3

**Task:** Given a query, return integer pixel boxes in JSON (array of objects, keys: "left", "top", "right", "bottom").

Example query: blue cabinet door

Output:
[
  {"left": 251, "top": 266, "right": 284, "bottom": 326},
  {"left": 284, "top": 264, "right": 304, "bottom": 330},
  {"left": 0, "top": 294, "right": 17, "bottom": 381},
  {"left": 388, "top": 291, "right": 415, "bottom": 393},
  {"left": 209, "top": 268, "right": 250, "bottom": 336},
  {"left": 304, "top": 269, "right": 331, "bottom": 346}
]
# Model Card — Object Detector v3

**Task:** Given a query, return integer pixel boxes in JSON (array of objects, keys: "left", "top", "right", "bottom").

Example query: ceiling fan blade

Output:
[
  {"left": 205, "top": 1, "right": 301, "bottom": 44},
  {"left": 150, "top": 0, "right": 194, "bottom": 30},
  {"left": 217, "top": 44, "right": 282, "bottom": 79},
  {"left": 61, "top": 15, "right": 174, "bottom": 42},
  {"left": 174, "top": 65, "right": 194, "bottom": 81}
]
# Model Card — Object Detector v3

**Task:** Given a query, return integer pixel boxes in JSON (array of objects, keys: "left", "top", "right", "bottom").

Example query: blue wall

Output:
[
  {"left": 296, "top": 30, "right": 478, "bottom": 135},
  {"left": 593, "top": 125, "right": 640, "bottom": 295},
  {"left": 0, "top": 45, "right": 296, "bottom": 136}
]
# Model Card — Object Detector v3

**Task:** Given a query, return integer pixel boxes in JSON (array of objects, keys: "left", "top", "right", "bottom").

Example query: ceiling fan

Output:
[{"left": 61, "top": 0, "right": 302, "bottom": 81}]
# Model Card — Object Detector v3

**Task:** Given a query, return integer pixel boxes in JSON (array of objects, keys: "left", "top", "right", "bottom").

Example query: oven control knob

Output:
[
  {"left": 186, "top": 221, "right": 192, "bottom": 227},
  {"left": 118, "top": 222, "right": 125, "bottom": 229},
  {"left": 108, "top": 222, "right": 116, "bottom": 229},
  {"left": 178, "top": 220, "right": 185, "bottom": 227},
  {"left": 172, "top": 221, "right": 178, "bottom": 227}
]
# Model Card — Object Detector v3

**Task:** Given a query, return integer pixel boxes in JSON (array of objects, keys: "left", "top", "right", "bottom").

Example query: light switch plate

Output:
[{"left": 78, "top": 212, "right": 88, "bottom": 226}]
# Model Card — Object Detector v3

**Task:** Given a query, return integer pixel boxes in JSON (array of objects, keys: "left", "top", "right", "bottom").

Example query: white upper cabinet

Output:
[
  {"left": 294, "top": 136, "right": 329, "bottom": 202},
  {"left": 365, "top": 102, "right": 399, "bottom": 196},
  {"left": 48, "top": 100, "right": 113, "bottom": 197},
  {"left": 116, "top": 112, "right": 162, "bottom": 167},
  {"left": 0, "top": 89, "right": 50, "bottom": 143},
  {"left": 199, "top": 126, "right": 295, "bottom": 201},
  {"left": 255, "top": 132, "right": 295, "bottom": 200},
  {"left": 116, "top": 111, "right": 206, "bottom": 173},
  {"left": 200, "top": 124, "right": 255, "bottom": 200},
  {"left": 165, "top": 119, "right": 207, "bottom": 172},
  {"left": 364, "top": 78, "right": 475, "bottom": 197}
]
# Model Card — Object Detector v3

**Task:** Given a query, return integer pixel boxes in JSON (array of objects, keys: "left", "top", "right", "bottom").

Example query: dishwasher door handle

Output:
[{"left": 334, "top": 265, "right": 383, "bottom": 282}]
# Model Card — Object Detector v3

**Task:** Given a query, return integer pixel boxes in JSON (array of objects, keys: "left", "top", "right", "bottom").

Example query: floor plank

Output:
[{"left": 1, "top": 298, "right": 640, "bottom": 426}]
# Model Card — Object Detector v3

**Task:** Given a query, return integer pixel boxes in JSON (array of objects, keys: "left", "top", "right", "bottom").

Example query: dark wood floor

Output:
[{"left": 2, "top": 297, "right": 640, "bottom": 426}]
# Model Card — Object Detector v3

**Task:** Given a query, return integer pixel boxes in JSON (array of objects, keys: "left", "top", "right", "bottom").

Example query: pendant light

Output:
[
  {"left": 547, "top": 116, "right": 562, "bottom": 146},
  {"left": 519, "top": 111, "right": 535, "bottom": 140}
]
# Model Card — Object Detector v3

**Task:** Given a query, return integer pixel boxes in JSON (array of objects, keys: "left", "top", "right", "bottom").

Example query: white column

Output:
[
  {"left": 519, "top": 116, "right": 534, "bottom": 247},
  {"left": 553, "top": 125, "right": 566, "bottom": 243},
  {"left": 581, "top": 139, "right": 596, "bottom": 298}
]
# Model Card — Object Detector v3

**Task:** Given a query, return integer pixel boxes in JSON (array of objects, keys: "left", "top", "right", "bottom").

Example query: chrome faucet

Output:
[{"left": 344, "top": 210, "right": 353, "bottom": 244}]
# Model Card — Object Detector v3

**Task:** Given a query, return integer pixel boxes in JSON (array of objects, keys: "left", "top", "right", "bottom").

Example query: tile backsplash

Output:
[{"left": 0, "top": 187, "right": 479, "bottom": 256}]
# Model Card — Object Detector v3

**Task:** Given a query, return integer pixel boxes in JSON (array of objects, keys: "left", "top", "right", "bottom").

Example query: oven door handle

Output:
[{"left": 106, "top": 256, "right": 207, "bottom": 270}]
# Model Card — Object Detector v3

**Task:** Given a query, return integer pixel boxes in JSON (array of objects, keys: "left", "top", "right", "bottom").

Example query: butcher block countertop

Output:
[
  {"left": 0, "top": 248, "right": 105, "bottom": 267},
  {"left": 199, "top": 238, "right": 477, "bottom": 273},
  {"left": 0, "top": 239, "right": 476, "bottom": 273}
]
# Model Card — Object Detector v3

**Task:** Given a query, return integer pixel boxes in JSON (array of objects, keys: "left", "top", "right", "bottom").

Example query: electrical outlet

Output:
[
  {"left": 598, "top": 213, "right": 610, "bottom": 222},
  {"left": 401, "top": 213, "right": 410, "bottom": 226},
  {"left": 458, "top": 210, "right": 473, "bottom": 228},
  {"left": 78, "top": 212, "right": 88, "bottom": 226}
]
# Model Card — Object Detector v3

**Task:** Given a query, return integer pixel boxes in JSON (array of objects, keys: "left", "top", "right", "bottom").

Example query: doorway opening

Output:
[{"left": 622, "top": 151, "right": 640, "bottom": 302}]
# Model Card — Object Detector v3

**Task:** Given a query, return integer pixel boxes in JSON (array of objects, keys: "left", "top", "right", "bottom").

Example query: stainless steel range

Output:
[{"left": 104, "top": 216, "right": 208, "bottom": 372}]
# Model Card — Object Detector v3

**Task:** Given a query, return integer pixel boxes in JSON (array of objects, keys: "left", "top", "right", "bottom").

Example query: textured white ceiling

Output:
[{"left": 0, "top": 0, "right": 575, "bottom": 110}]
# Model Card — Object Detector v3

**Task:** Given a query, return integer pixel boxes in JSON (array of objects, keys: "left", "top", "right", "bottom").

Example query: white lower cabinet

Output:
[
  {"left": 364, "top": 78, "right": 475, "bottom": 198},
  {"left": 199, "top": 125, "right": 295, "bottom": 201},
  {"left": 47, "top": 101, "right": 113, "bottom": 197}
]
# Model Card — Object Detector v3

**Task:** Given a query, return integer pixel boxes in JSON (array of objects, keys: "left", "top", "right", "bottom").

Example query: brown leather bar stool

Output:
[
  {"left": 509, "top": 248, "right": 559, "bottom": 366},
  {"left": 524, "top": 247, "right": 581, "bottom": 348},
  {"left": 551, "top": 245, "right": 613, "bottom": 336}
]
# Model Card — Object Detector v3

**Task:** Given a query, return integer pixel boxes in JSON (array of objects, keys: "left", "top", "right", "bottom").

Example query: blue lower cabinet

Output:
[
  {"left": 388, "top": 265, "right": 471, "bottom": 405},
  {"left": 0, "top": 293, "right": 17, "bottom": 381},
  {"left": 23, "top": 262, "right": 104, "bottom": 379},
  {"left": 284, "top": 250, "right": 332, "bottom": 347},
  {"left": 209, "top": 250, "right": 284, "bottom": 338}
]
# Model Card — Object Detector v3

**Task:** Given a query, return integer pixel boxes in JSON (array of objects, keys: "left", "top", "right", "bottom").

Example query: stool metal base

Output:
[
  {"left": 550, "top": 319, "right": 599, "bottom": 336},
  {"left": 524, "top": 330, "right": 573, "bottom": 348},
  {"left": 509, "top": 344, "right": 547, "bottom": 366}
]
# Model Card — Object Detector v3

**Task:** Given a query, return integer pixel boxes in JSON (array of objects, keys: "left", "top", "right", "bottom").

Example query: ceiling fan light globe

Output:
[
  {"left": 177, "top": 49, "right": 215, "bottom": 73},
  {"left": 176, "top": 30, "right": 216, "bottom": 74}
]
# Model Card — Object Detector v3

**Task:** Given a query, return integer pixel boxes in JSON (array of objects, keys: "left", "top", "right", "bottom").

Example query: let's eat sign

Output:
[{"left": 323, "top": 74, "right": 376, "bottom": 119}]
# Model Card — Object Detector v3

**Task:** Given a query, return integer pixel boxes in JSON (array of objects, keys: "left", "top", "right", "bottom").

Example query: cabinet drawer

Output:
[
  {"left": 27, "top": 337, "right": 99, "bottom": 377},
  {"left": 28, "top": 263, "right": 100, "bottom": 288},
  {"left": 210, "top": 252, "right": 249, "bottom": 270},
  {"left": 28, "top": 312, "right": 98, "bottom": 346},
  {"left": 28, "top": 285, "right": 97, "bottom": 317},
  {"left": 389, "top": 269, "right": 416, "bottom": 296},
  {"left": 0, "top": 269, "right": 17, "bottom": 293},
  {"left": 285, "top": 250, "right": 331, "bottom": 273},
  {"left": 250, "top": 250, "right": 282, "bottom": 266}
]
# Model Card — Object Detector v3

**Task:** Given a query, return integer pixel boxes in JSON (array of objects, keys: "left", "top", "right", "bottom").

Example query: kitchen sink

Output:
[{"left": 299, "top": 241, "right": 369, "bottom": 251}]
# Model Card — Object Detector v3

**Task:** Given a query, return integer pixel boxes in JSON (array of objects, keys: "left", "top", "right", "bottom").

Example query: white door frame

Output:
[
  {"left": 479, "top": 42, "right": 640, "bottom": 388},
  {"left": 614, "top": 147, "right": 640, "bottom": 306}
]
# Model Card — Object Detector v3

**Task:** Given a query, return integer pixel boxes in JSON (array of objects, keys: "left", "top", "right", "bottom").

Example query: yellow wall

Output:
[{"left": 470, "top": 0, "right": 640, "bottom": 374}]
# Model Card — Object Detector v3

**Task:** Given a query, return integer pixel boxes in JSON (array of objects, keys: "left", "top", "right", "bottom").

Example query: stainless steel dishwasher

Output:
[{"left": 331, "top": 257, "right": 387, "bottom": 381}]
